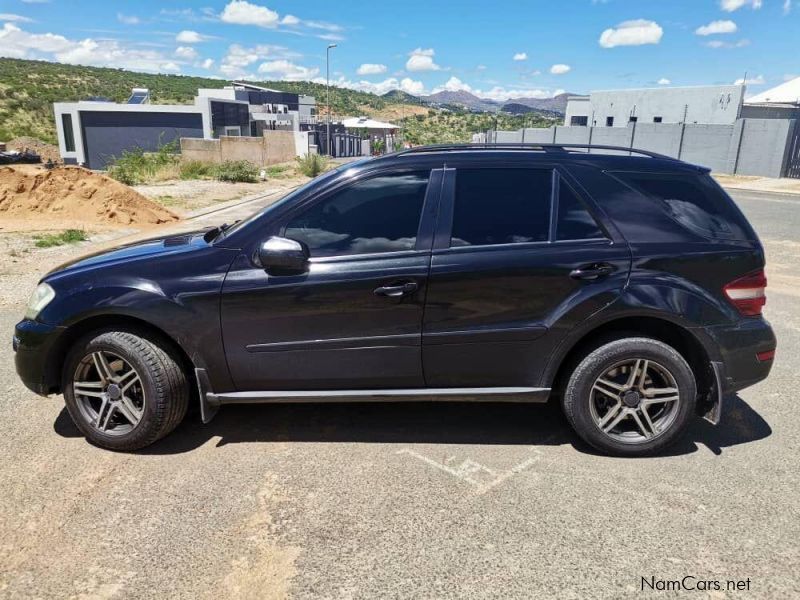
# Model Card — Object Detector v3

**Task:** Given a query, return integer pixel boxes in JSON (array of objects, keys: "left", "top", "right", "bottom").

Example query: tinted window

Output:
[
  {"left": 61, "top": 114, "right": 75, "bottom": 152},
  {"left": 285, "top": 171, "right": 429, "bottom": 257},
  {"left": 614, "top": 172, "right": 750, "bottom": 240},
  {"left": 451, "top": 169, "right": 552, "bottom": 247},
  {"left": 557, "top": 180, "right": 605, "bottom": 240}
]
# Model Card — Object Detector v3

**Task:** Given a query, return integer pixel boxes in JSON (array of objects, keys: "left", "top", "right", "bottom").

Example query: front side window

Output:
[
  {"left": 61, "top": 113, "right": 75, "bottom": 152},
  {"left": 284, "top": 171, "right": 429, "bottom": 257},
  {"left": 451, "top": 169, "right": 552, "bottom": 247}
]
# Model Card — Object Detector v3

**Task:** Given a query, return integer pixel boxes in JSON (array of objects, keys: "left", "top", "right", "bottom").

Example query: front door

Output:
[
  {"left": 221, "top": 168, "right": 441, "bottom": 391},
  {"left": 422, "top": 165, "right": 631, "bottom": 388}
]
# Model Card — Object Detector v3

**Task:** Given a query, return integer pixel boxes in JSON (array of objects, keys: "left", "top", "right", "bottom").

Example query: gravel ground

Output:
[{"left": 0, "top": 188, "right": 798, "bottom": 599}]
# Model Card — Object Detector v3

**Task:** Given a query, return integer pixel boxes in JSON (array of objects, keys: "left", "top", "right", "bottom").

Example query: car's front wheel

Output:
[
  {"left": 63, "top": 331, "right": 189, "bottom": 451},
  {"left": 562, "top": 337, "right": 697, "bottom": 457}
]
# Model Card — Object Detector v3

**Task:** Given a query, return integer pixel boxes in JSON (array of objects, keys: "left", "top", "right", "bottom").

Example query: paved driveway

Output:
[{"left": 0, "top": 188, "right": 798, "bottom": 599}]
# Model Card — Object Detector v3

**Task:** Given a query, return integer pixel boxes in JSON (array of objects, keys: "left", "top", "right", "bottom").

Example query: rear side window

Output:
[
  {"left": 451, "top": 168, "right": 551, "bottom": 247},
  {"left": 613, "top": 172, "right": 749, "bottom": 240},
  {"left": 556, "top": 180, "right": 605, "bottom": 240},
  {"left": 284, "top": 171, "right": 429, "bottom": 257}
]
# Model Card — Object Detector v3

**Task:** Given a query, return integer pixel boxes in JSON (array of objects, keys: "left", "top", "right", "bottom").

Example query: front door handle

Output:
[
  {"left": 570, "top": 263, "right": 615, "bottom": 281},
  {"left": 374, "top": 281, "right": 419, "bottom": 298}
]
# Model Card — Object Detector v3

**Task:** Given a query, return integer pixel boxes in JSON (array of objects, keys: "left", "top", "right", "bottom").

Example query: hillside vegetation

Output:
[
  {"left": 400, "top": 110, "right": 558, "bottom": 145},
  {"left": 0, "top": 58, "right": 422, "bottom": 143},
  {"left": 0, "top": 57, "right": 559, "bottom": 147}
]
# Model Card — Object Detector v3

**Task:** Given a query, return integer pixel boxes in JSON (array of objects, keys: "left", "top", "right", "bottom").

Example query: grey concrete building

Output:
[{"left": 565, "top": 85, "right": 746, "bottom": 128}]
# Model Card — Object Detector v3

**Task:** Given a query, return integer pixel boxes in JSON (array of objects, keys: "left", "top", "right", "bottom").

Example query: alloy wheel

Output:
[
  {"left": 589, "top": 358, "right": 681, "bottom": 444},
  {"left": 73, "top": 350, "right": 145, "bottom": 436}
]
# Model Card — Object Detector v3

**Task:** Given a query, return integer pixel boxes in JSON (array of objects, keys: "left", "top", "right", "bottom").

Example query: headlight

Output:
[{"left": 25, "top": 283, "right": 55, "bottom": 321}]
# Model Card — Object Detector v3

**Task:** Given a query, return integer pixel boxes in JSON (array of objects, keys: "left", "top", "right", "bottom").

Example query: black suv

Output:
[{"left": 14, "top": 144, "right": 775, "bottom": 456}]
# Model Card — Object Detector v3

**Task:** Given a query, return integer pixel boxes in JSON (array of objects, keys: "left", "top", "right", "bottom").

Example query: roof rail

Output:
[{"left": 392, "top": 143, "right": 676, "bottom": 161}]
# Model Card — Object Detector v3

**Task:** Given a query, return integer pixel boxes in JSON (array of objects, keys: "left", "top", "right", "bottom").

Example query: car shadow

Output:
[{"left": 53, "top": 394, "right": 771, "bottom": 457}]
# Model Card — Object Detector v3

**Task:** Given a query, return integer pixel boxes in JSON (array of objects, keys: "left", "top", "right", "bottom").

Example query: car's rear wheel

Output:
[
  {"left": 63, "top": 331, "right": 189, "bottom": 451},
  {"left": 562, "top": 337, "right": 696, "bottom": 457}
]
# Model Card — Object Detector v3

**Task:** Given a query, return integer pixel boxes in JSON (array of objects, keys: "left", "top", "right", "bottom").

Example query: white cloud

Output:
[
  {"left": 705, "top": 38, "right": 750, "bottom": 48},
  {"left": 258, "top": 59, "right": 319, "bottom": 81},
  {"left": 0, "top": 13, "right": 34, "bottom": 23},
  {"left": 550, "top": 63, "right": 571, "bottom": 75},
  {"left": 117, "top": 13, "right": 141, "bottom": 26},
  {"left": 658, "top": 78, "right": 671, "bottom": 85},
  {"left": 20, "top": 0, "right": 49, "bottom": 3},
  {"left": 476, "top": 64, "right": 487, "bottom": 71},
  {"left": 356, "top": 63, "right": 387, "bottom": 76},
  {"left": 280, "top": 14, "right": 300, "bottom": 25},
  {"left": 734, "top": 74, "right": 765, "bottom": 85},
  {"left": 219, "top": 43, "right": 299, "bottom": 78},
  {"left": 406, "top": 47, "right": 441, "bottom": 72},
  {"left": 320, "top": 76, "right": 425, "bottom": 96},
  {"left": 176, "top": 30, "right": 208, "bottom": 43},
  {"left": 0, "top": 22, "right": 186, "bottom": 73},
  {"left": 513, "top": 52, "right": 528, "bottom": 61},
  {"left": 220, "top": 0, "right": 279, "bottom": 28},
  {"left": 695, "top": 20, "right": 737, "bottom": 35},
  {"left": 599, "top": 19, "right": 663, "bottom": 48},
  {"left": 0, "top": 22, "right": 73, "bottom": 57},
  {"left": 784, "top": 0, "right": 792, "bottom": 14},
  {"left": 432, "top": 76, "right": 473, "bottom": 94},
  {"left": 720, "top": 0, "right": 762, "bottom": 11},
  {"left": 201, "top": 58, "right": 215, "bottom": 69},
  {"left": 175, "top": 46, "right": 198, "bottom": 60}
]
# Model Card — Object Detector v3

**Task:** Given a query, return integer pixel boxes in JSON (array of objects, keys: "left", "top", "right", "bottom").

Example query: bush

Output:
[
  {"left": 180, "top": 160, "right": 215, "bottom": 180},
  {"left": 214, "top": 160, "right": 259, "bottom": 183},
  {"left": 107, "top": 141, "right": 180, "bottom": 185},
  {"left": 34, "top": 229, "right": 87, "bottom": 248},
  {"left": 295, "top": 153, "right": 329, "bottom": 178}
]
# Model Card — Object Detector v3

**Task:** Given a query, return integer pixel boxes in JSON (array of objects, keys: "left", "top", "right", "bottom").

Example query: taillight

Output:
[{"left": 724, "top": 270, "right": 767, "bottom": 317}]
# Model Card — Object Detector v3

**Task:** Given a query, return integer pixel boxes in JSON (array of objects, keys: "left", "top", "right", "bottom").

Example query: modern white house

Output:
[
  {"left": 53, "top": 83, "right": 317, "bottom": 170},
  {"left": 564, "top": 85, "right": 746, "bottom": 127}
]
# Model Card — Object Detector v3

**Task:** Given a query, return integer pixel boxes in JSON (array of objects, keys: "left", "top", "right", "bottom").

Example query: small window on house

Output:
[
  {"left": 629, "top": 116, "right": 638, "bottom": 123},
  {"left": 556, "top": 179, "right": 605, "bottom": 241},
  {"left": 606, "top": 116, "right": 614, "bottom": 127},
  {"left": 570, "top": 116, "right": 589, "bottom": 126},
  {"left": 61, "top": 114, "right": 76, "bottom": 152},
  {"left": 653, "top": 116, "right": 663, "bottom": 123}
]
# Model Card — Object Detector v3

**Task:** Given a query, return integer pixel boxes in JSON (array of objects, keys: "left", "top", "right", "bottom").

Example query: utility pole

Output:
[{"left": 326, "top": 43, "right": 337, "bottom": 156}]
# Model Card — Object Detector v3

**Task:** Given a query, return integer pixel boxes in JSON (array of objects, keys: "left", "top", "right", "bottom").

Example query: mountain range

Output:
[{"left": 382, "top": 89, "right": 580, "bottom": 116}]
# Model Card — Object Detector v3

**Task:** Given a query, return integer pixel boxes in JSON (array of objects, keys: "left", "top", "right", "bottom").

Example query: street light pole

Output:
[{"left": 326, "top": 43, "right": 337, "bottom": 156}]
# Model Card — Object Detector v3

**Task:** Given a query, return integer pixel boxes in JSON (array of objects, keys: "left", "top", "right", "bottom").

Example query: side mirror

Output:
[{"left": 257, "top": 236, "right": 310, "bottom": 275}]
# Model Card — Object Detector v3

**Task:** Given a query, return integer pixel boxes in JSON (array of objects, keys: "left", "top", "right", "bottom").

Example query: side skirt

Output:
[{"left": 194, "top": 369, "right": 550, "bottom": 424}]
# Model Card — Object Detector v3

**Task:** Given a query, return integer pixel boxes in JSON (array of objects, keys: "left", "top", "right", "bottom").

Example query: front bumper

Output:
[{"left": 13, "top": 319, "right": 65, "bottom": 396}]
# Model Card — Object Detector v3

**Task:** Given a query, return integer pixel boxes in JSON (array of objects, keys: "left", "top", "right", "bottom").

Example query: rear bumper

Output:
[
  {"left": 704, "top": 317, "right": 776, "bottom": 394},
  {"left": 13, "top": 319, "right": 64, "bottom": 396}
]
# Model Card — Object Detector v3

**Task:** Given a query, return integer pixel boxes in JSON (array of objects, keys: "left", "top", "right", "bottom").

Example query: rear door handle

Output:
[
  {"left": 570, "top": 263, "right": 615, "bottom": 281},
  {"left": 374, "top": 281, "right": 419, "bottom": 298}
]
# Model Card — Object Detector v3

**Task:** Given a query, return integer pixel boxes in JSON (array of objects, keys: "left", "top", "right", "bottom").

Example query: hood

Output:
[{"left": 45, "top": 229, "right": 212, "bottom": 279}]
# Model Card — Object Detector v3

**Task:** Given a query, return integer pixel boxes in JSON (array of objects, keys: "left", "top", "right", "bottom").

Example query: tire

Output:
[
  {"left": 562, "top": 337, "right": 696, "bottom": 457},
  {"left": 62, "top": 331, "right": 189, "bottom": 451}
]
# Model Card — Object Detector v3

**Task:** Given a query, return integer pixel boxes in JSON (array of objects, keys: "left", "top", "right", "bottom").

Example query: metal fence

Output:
[{"left": 482, "top": 118, "right": 800, "bottom": 178}]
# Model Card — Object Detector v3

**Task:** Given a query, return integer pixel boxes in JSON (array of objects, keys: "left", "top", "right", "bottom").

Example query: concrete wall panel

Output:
[{"left": 736, "top": 119, "right": 795, "bottom": 178}]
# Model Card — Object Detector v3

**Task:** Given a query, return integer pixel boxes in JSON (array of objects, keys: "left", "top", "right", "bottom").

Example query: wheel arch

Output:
[
  {"left": 45, "top": 314, "right": 196, "bottom": 395},
  {"left": 545, "top": 315, "right": 714, "bottom": 408}
]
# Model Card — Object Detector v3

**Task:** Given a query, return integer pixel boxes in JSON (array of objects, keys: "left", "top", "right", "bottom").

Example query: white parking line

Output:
[{"left": 396, "top": 448, "right": 543, "bottom": 495}]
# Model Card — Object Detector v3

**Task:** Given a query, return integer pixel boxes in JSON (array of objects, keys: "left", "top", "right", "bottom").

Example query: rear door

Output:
[{"left": 422, "top": 162, "right": 631, "bottom": 388}]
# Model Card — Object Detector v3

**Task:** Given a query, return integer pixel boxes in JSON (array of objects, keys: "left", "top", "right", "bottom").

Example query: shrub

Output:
[
  {"left": 295, "top": 153, "right": 329, "bottom": 178},
  {"left": 215, "top": 160, "right": 259, "bottom": 183},
  {"left": 34, "top": 229, "right": 88, "bottom": 248},
  {"left": 180, "top": 160, "right": 215, "bottom": 180},
  {"left": 107, "top": 140, "right": 180, "bottom": 185}
]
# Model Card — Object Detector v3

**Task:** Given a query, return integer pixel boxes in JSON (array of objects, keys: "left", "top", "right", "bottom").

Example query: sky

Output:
[{"left": 0, "top": 0, "right": 798, "bottom": 100}]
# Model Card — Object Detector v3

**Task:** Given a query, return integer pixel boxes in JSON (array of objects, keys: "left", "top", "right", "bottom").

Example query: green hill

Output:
[{"left": 0, "top": 58, "right": 415, "bottom": 144}]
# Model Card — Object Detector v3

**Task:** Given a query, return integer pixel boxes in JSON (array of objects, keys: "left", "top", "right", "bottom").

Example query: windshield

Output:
[{"left": 216, "top": 159, "right": 372, "bottom": 241}]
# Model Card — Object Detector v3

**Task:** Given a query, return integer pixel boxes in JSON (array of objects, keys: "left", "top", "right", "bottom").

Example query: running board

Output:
[{"left": 195, "top": 370, "right": 550, "bottom": 424}]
